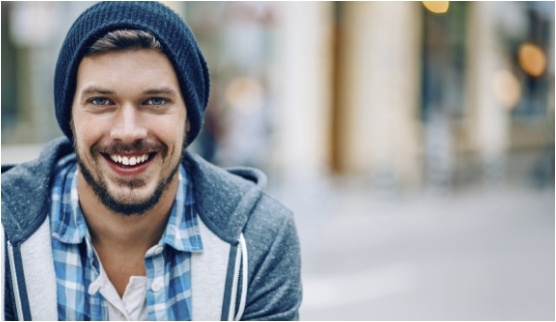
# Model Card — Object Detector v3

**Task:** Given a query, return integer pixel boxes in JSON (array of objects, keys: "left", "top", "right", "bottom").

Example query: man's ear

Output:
[
  {"left": 183, "top": 119, "right": 191, "bottom": 150},
  {"left": 69, "top": 118, "right": 78, "bottom": 148},
  {"left": 70, "top": 118, "right": 76, "bottom": 137}
]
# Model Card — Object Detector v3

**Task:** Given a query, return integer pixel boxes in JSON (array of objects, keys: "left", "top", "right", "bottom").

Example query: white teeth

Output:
[{"left": 109, "top": 154, "right": 150, "bottom": 166}]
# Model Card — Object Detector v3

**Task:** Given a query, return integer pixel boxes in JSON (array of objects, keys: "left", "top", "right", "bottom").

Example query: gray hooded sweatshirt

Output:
[{"left": 2, "top": 137, "right": 302, "bottom": 320}]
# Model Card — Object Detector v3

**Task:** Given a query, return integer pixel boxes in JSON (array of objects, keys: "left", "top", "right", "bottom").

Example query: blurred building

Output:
[{"left": 2, "top": 1, "right": 554, "bottom": 191}]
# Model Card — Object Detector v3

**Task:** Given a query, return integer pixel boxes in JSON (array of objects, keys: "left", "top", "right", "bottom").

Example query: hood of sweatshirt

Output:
[{"left": 2, "top": 137, "right": 266, "bottom": 246}]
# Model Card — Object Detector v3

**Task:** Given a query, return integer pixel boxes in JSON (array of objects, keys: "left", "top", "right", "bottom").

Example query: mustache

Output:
[{"left": 91, "top": 140, "right": 168, "bottom": 155}]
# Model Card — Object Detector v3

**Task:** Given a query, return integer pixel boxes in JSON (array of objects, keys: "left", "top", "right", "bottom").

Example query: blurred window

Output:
[
  {"left": 503, "top": 2, "right": 553, "bottom": 121},
  {"left": 421, "top": 1, "right": 469, "bottom": 122}
]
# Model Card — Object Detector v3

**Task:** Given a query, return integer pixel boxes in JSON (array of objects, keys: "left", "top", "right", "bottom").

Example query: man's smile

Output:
[
  {"left": 104, "top": 152, "right": 155, "bottom": 166},
  {"left": 100, "top": 151, "right": 159, "bottom": 177}
]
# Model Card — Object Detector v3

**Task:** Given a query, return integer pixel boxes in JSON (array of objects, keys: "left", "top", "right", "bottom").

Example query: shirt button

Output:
[
  {"left": 151, "top": 278, "right": 163, "bottom": 293},
  {"left": 154, "top": 246, "right": 164, "bottom": 255}
]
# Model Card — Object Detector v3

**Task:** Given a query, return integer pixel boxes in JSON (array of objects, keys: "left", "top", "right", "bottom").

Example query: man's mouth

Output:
[{"left": 102, "top": 152, "right": 156, "bottom": 167}]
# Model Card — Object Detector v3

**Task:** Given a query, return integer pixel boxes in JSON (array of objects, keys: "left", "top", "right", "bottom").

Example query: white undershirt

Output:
[{"left": 95, "top": 263, "right": 149, "bottom": 321}]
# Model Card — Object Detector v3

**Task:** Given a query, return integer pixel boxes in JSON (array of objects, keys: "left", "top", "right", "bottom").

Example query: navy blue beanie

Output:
[{"left": 54, "top": 1, "right": 210, "bottom": 145}]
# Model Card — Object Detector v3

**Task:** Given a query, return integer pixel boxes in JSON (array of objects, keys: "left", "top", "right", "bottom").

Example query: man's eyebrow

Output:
[
  {"left": 81, "top": 86, "right": 114, "bottom": 95},
  {"left": 79, "top": 87, "right": 178, "bottom": 96},
  {"left": 142, "top": 88, "right": 178, "bottom": 96}
]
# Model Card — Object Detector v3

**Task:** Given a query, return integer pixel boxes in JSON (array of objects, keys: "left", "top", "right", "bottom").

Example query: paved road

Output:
[{"left": 269, "top": 179, "right": 555, "bottom": 320}]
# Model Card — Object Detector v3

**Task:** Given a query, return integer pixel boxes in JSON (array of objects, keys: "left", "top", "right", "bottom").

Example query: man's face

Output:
[{"left": 71, "top": 49, "right": 187, "bottom": 215}]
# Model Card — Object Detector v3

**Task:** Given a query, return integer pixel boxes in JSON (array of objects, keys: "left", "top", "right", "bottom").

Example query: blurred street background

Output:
[{"left": 2, "top": 1, "right": 554, "bottom": 320}]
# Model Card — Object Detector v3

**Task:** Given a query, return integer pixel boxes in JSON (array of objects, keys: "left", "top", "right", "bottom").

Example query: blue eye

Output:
[
  {"left": 145, "top": 98, "right": 168, "bottom": 106},
  {"left": 89, "top": 97, "right": 112, "bottom": 106}
]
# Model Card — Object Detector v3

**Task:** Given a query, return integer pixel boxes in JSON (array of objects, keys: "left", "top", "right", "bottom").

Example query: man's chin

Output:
[
  {"left": 109, "top": 203, "right": 155, "bottom": 216},
  {"left": 82, "top": 171, "right": 165, "bottom": 216},
  {"left": 102, "top": 192, "right": 161, "bottom": 216},
  {"left": 111, "top": 174, "right": 149, "bottom": 189}
]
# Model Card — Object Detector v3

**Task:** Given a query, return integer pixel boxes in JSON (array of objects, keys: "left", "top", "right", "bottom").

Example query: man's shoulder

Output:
[
  {"left": 2, "top": 137, "right": 73, "bottom": 245},
  {"left": 184, "top": 152, "right": 294, "bottom": 244},
  {"left": 2, "top": 137, "right": 72, "bottom": 192},
  {"left": 245, "top": 191, "right": 296, "bottom": 246}
]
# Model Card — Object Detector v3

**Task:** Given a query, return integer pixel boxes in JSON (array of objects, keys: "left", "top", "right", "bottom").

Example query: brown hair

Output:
[{"left": 86, "top": 29, "right": 162, "bottom": 55}]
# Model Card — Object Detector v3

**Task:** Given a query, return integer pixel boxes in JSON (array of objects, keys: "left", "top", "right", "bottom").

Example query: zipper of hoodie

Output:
[
  {"left": 228, "top": 238, "right": 242, "bottom": 320},
  {"left": 7, "top": 242, "right": 24, "bottom": 321},
  {"left": 228, "top": 234, "right": 249, "bottom": 321},
  {"left": 229, "top": 234, "right": 248, "bottom": 321}
]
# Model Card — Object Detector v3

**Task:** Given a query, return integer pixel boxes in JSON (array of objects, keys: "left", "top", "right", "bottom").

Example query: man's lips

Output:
[
  {"left": 101, "top": 152, "right": 157, "bottom": 169},
  {"left": 108, "top": 153, "right": 151, "bottom": 166}
]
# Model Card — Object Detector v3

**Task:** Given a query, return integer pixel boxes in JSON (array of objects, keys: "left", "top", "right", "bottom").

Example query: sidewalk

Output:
[{"left": 269, "top": 178, "right": 555, "bottom": 320}]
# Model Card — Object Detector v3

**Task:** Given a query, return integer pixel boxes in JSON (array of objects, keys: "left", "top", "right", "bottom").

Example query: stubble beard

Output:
[{"left": 74, "top": 139, "right": 184, "bottom": 217}]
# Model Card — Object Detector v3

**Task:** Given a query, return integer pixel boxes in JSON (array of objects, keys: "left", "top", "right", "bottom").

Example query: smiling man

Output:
[{"left": 2, "top": 2, "right": 301, "bottom": 321}]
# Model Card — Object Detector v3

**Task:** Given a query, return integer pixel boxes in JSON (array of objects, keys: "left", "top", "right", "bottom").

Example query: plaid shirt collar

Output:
[{"left": 51, "top": 153, "right": 203, "bottom": 253}]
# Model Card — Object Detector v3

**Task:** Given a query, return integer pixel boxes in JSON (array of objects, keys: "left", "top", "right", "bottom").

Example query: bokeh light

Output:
[
  {"left": 422, "top": 1, "right": 450, "bottom": 14},
  {"left": 518, "top": 42, "right": 547, "bottom": 77},
  {"left": 225, "top": 76, "right": 265, "bottom": 114},
  {"left": 492, "top": 69, "right": 521, "bottom": 109}
]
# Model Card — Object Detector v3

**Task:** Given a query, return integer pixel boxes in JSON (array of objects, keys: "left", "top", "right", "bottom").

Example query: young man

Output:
[{"left": 2, "top": 2, "right": 301, "bottom": 320}]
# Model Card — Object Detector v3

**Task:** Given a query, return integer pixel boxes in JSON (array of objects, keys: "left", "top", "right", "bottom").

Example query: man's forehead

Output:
[{"left": 74, "top": 50, "right": 181, "bottom": 91}]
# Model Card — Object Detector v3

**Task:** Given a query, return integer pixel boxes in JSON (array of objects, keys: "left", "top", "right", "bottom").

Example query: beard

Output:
[{"left": 75, "top": 139, "right": 182, "bottom": 216}]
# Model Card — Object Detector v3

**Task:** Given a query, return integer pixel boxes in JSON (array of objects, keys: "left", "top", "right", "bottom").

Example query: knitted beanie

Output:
[{"left": 54, "top": 1, "right": 210, "bottom": 145}]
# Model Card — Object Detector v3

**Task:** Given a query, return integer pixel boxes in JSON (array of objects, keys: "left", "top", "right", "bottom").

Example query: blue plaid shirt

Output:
[{"left": 50, "top": 153, "right": 203, "bottom": 320}]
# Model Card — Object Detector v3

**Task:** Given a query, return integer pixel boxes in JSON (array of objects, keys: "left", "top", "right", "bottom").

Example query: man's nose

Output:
[{"left": 109, "top": 104, "right": 148, "bottom": 142}]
